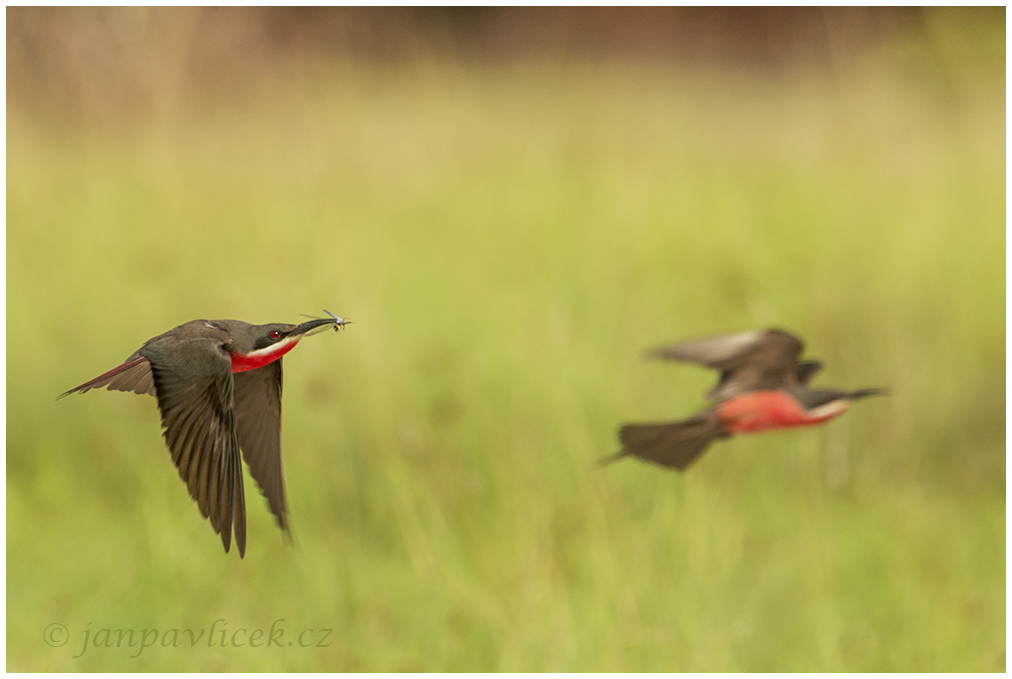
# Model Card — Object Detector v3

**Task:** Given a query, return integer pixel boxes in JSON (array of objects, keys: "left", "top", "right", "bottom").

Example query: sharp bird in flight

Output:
[{"left": 61, "top": 311, "right": 348, "bottom": 556}]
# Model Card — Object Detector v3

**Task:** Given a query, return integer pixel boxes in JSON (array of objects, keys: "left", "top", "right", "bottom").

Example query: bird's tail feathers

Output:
[
  {"left": 58, "top": 355, "right": 156, "bottom": 399},
  {"left": 596, "top": 449, "right": 629, "bottom": 468},
  {"left": 611, "top": 414, "right": 724, "bottom": 471}
]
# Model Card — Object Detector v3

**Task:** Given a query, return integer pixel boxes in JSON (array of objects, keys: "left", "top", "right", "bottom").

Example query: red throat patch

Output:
[
  {"left": 230, "top": 336, "right": 301, "bottom": 373},
  {"left": 717, "top": 390, "right": 848, "bottom": 434}
]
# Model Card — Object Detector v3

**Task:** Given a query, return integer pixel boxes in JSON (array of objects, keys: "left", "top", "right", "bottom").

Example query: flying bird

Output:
[
  {"left": 606, "top": 329, "right": 885, "bottom": 471},
  {"left": 60, "top": 311, "right": 348, "bottom": 557}
]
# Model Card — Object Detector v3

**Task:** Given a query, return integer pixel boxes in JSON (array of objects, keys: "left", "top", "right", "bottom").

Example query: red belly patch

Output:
[
  {"left": 230, "top": 336, "right": 301, "bottom": 373},
  {"left": 717, "top": 391, "right": 847, "bottom": 434}
]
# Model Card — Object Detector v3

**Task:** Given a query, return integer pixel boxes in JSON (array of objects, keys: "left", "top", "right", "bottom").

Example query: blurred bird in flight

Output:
[{"left": 606, "top": 328, "right": 885, "bottom": 471}]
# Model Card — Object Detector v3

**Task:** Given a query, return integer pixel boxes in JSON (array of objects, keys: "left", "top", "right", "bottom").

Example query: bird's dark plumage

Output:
[
  {"left": 612, "top": 328, "right": 884, "bottom": 472},
  {"left": 648, "top": 328, "right": 806, "bottom": 400},
  {"left": 61, "top": 314, "right": 346, "bottom": 556},
  {"left": 615, "top": 413, "right": 728, "bottom": 471},
  {"left": 62, "top": 353, "right": 156, "bottom": 397},
  {"left": 233, "top": 360, "right": 288, "bottom": 532}
]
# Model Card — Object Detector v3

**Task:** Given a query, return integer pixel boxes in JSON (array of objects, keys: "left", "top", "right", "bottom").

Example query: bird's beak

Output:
[
  {"left": 292, "top": 313, "right": 348, "bottom": 338},
  {"left": 849, "top": 387, "right": 888, "bottom": 400}
]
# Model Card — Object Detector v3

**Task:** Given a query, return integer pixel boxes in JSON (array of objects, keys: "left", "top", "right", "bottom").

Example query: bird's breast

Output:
[
  {"left": 229, "top": 336, "right": 301, "bottom": 373},
  {"left": 717, "top": 390, "right": 849, "bottom": 434}
]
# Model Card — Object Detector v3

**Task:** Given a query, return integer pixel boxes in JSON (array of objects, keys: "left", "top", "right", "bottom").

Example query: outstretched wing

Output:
[
  {"left": 142, "top": 337, "right": 247, "bottom": 557},
  {"left": 233, "top": 360, "right": 289, "bottom": 534},
  {"left": 649, "top": 328, "right": 806, "bottom": 400},
  {"left": 648, "top": 330, "right": 768, "bottom": 369},
  {"left": 796, "top": 360, "right": 823, "bottom": 385}
]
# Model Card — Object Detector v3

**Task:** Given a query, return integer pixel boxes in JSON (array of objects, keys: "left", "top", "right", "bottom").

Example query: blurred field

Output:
[{"left": 6, "top": 10, "right": 1005, "bottom": 672}]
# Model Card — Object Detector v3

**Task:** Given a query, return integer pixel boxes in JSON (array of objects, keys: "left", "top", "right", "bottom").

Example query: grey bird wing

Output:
[
  {"left": 59, "top": 353, "right": 156, "bottom": 398},
  {"left": 233, "top": 360, "right": 289, "bottom": 534},
  {"left": 796, "top": 360, "right": 823, "bottom": 385},
  {"left": 649, "top": 328, "right": 806, "bottom": 400},
  {"left": 649, "top": 330, "right": 769, "bottom": 368},
  {"left": 141, "top": 337, "right": 247, "bottom": 557}
]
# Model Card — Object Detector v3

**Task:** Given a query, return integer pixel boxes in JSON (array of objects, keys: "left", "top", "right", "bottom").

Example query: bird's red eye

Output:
[{"left": 270, "top": 330, "right": 281, "bottom": 339}]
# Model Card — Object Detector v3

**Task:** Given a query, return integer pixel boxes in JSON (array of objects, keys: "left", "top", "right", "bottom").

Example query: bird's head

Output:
[
  {"left": 224, "top": 312, "right": 348, "bottom": 373},
  {"left": 794, "top": 386, "right": 888, "bottom": 418}
]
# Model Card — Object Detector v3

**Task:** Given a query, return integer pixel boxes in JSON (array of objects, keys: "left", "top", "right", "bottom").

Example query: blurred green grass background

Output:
[{"left": 7, "top": 8, "right": 1005, "bottom": 671}]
